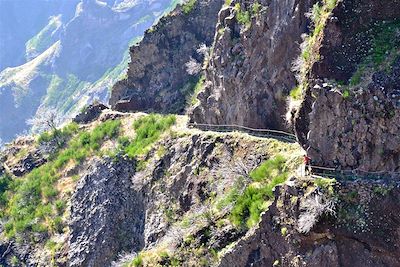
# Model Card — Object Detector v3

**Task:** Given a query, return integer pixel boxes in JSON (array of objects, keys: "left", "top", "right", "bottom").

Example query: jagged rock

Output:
[
  {"left": 10, "top": 151, "right": 47, "bottom": 177},
  {"left": 219, "top": 179, "right": 400, "bottom": 267},
  {"left": 68, "top": 156, "right": 144, "bottom": 267},
  {"left": 295, "top": 0, "right": 400, "bottom": 171},
  {"left": 190, "top": 0, "right": 314, "bottom": 131},
  {"left": 109, "top": 0, "right": 224, "bottom": 114},
  {"left": 73, "top": 103, "right": 108, "bottom": 124}
]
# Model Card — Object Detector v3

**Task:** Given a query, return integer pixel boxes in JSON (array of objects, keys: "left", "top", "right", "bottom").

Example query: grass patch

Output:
[
  {"left": 119, "top": 114, "right": 176, "bottom": 158},
  {"left": 289, "top": 86, "right": 302, "bottom": 100},
  {"left": 348, "top": 20, "right": 400, "bottom": 86},
  {"left": 229, "top": 155, "right": 289, "bottom": 228},
  {"left": 38, "top": 122, "right": 79, "bottom": 146},
  {"left": 234, "top": 3, "right": 251, "bottom": 28},
  {"left": 190, "top": 75, "right": 205, "bottom": 106},
  {"left": 182, "top": 0, "right": 197, "bottom": 14},
  {"left": 2, "top": 120, "right": 121, "bottom": 238}
]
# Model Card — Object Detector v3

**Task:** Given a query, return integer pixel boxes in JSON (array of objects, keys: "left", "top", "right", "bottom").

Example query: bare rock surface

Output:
[
  {"left": 68, "top": 156, "right": 143, "bottom": 267},
  {"left": 109, "top": 0, "right": 224, "bottom": 114},
  {"left": 190, "top": 0, "right": 314, "bottom": 131},
  {"left": 295, "top": 0, "right": 400, "bottom": 171}
]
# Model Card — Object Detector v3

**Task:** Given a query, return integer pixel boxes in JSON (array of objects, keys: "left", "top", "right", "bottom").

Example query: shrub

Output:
[
  {"left": 182, "top": 0, "right": 197, "bottom": 14},
  {"left": 190, "top": 75, "right": 205, "bottom": 105},
  {"left": 234, "top": 3, "right": 251, "bottom": 28},
  {"left": 289, "top": 86, "right": 302, "bottom": 100},
  {"left": 342, "top": 88, "right": 350, "bottom": 99},
  {"left": 120, "top": 114, "right": 176, "bottom": 158},
  {"left": 131, "top": 254, "right": 143, "bottom": 267},
  {"left": 3, "top": 120, "right": 121, "bottom": 237},
  {"left": 251, "top": 2, "right": 261, "bottom": 14},
  {"left": 0, "top": 173, "right": 12, "bottom": 208},
  {"left": 230, "top": 155, "right": 289, "bottom": 228}
]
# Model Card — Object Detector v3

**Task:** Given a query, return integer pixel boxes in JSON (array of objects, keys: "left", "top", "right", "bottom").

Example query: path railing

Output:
[
  {"left": 310, "top": 165, "right": 400, "bottom": 180},
  {"left": 187, "top": 122, "right": 400, "bottom": 180},
  {"left": 187, "top": 123, "right": 297, "bottom": 143}
]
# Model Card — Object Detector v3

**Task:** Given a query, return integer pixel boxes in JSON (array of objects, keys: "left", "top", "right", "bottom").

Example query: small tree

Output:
[
  {"left": 185, "top": 57, "right": 202, "bottom": 75},
  {"left": 27, "top": 107, "right": 62, "bottom": 144}
]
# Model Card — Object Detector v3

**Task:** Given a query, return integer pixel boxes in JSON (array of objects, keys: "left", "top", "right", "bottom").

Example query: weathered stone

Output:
[
  {"left": 190, "top": 0, "right": 314, "bottom": 131},
  {"left": 109, "top": 0, "right": 224, "bottom": 114},
  {"left": 68, "top": 156, "right": 143, "bottom": 267},
  {"left": 73, "top": 103, "right": 108, "bottom": 124}
]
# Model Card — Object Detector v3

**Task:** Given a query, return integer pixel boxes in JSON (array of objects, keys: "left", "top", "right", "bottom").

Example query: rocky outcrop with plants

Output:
[
  {"left": 219, "top": 178, "right": 400, "bottom": 267},
  {"left": 0, "top": 108, "right": 303, "bottom": 266},
  {"left": 109, "top": 0, "right": 224, "bottom": 114},
  {"left": 190, "top": 0, "right": 313, "bottom": 131},
  {"left": 1, "top": 0, "right": 400, "bottom": 266},
  {"left": 293, "top": 0, "right": 400, "bottom": 171}
]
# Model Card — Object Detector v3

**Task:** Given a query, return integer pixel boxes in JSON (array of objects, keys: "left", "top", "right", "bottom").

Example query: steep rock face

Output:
[
  {"left": 294, "top": 0, "right": 400, "bottom": 171},
  {"left": 68, "top": 156, "right": 143, "bottom": 267},
  {"left": 190, "top": 0, "right": 313, "bottom": 131},
  {"left": 219, "top": 179, "right": 400, "bottom": 267},
  {"left": 109, "top": 0, "right": 224, "bottom": 113}
]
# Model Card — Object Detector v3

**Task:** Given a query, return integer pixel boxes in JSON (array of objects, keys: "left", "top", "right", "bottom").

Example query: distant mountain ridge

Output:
[{"left": 0, "top": 0, "right": 179, "bottom": 142}]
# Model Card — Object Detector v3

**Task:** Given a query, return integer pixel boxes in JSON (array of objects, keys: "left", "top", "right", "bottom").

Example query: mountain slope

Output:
[{"left": 0, "top": 0, "right": 180, "bottom": 143}]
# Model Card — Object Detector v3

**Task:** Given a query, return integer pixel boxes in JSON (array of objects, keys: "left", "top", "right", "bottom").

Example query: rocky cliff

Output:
[
  {"left": 109, "top": 0, "right": 224, "bottom": 113},
  {"left": 294, "top": 0, "right": 400, "bottom": 171},
  {"left": 219, "top": 178, "right": 400, "bottom": 267},
  {"left": 0, "top": 110, "right": 303, "bottom": 266},
  {"left": 1, "top": 0, "right": 400, "bottom": 266},
  {"left": 190, "top": 0, "right": 313, "bottom": 131}
]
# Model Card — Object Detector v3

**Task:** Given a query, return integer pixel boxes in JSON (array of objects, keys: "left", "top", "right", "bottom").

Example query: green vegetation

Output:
[
  {"left": 289, "top": 86, "right": 302, "bottom": 100},
  {"left": 38, "top": 121, "right": 79, "bottom": 146},
  {"left": 281, "top": 227, "right": 288, "bottom": 236},
  {"left": 25, "top": 16, "right": 60, "bottom": 56},
  {"left": 302, "top": 0, "right": 337, "bottom": 63},
  {"left": 132, "top": 254, "right": 143, "bottom": 267},
  {"left": 182, "top": 0, "right": 197, "bottom": 14},
  {"left": 216, "top": 177, "right": 246, "bottom": 211},
  {"left": 251, "top": 2, "right": 262, "bottom": 14},
  {"left": 224, "top": 0, "right": 232, "bottom": 6},
  {"left": 348, "top": 20, "right": 400, "bottom": 86},
  {"left": 119, "top": 114, "right": 176, "bottom": 158},
  {"left": 2, "top": 120, "right": 121, "bottom": 238},
  {"left": 0, "top": 174, "right": 12, "bottom": 214},
  {"left": 313, "top": 177, "right": 336, "bottom": 194},
  {"left": 235, "top": 3, "right": 251, "bottom": 28},
  {"left": 371, "top": 21, "right": 400, "bottom": 65},
  {"left": 229, "top": 155, "right": 289, "bottom": 228},
  {"left": 189, "top": 75, "right": 205, "bottom": 105},
  {"left": 342, "top": 88, "right": 350, "bottom": 99}
]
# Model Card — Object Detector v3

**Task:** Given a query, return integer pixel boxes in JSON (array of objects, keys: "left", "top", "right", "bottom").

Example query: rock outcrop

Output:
[
  {"left": 73, "top": 102, "right": 108, "bottom": 124},
  {"left": 68, "top": 156, "right": 143, "bottom": 267},
  {"left": 294, "top": 0, "right": 400, "bottom": 171},
  {"left": 109, "top": 0, "right": 224, "bottom": 114},
  {"left": 219, "top": 179, "right": 400, "bottom": 267},
  {"left": 190, "top": 0, "right": 313, "bottom": 131}
]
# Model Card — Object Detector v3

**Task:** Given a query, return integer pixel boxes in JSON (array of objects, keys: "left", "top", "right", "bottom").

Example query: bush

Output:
[
  {"left": 3, "top": 120, "right": 121, "bottom": 237},
  {"left": 252, "top": 2, "right": 261, "bottom": 14},
  {"left": 131, "top": 254, "right": 143, "bottom": 267},
  {"left": 0, "top": 173, "right": 12, "bottom": 208},
  {"left": 234, "top": 3, "right": 251, "bottom": 28},
  {"left": 290, "top": 86, "right": 302, "bottom": 100},
  {"left": 121, "top": 114, "right": 176, "bottom": 158},
  {"left": 38, "top": 122, "right": 79, "bottom": 146},
  {"left": 182, "top": 0, "right": 197, "bottom": 14},
  {"left": 230, "top": 155, "right": 288, "bottom": 228}
]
